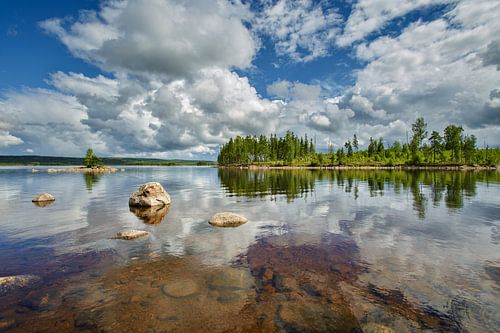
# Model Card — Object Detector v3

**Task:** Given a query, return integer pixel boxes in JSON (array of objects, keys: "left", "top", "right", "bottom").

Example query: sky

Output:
[{"left": 0, "top": 0, "right": 499, "bottom": 159}]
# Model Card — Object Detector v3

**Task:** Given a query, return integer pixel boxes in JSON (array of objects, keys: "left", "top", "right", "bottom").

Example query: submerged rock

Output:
[
  {"left": 32, "top": 193, "right": 55, "bottom": 202},
  {"left": 130, "top": 204, "right": 170, "bottom": 224},
  {"left": 114, "top": 230, "right": 150, "bottom": 240},
  {"left": 278, "top": 301, "right": 360, "bottom": 332},
  {"left": 208, "top": 212, "right": 248, "bottom": 227},
  {"left": 129, "top": 182, "right": 171, "bottom": 207},
  {"left": 0, "top": 274, "right": 39, "bottom": 295},
  {"left": 207, "top": 268, "right": 254, "bottom": 291},
  {"left": 162, "top": 280, "right": 199, "bottom": 298}
]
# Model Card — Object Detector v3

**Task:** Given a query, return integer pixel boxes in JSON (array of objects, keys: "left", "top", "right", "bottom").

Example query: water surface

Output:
[{"left": 0, "top": 167, "right": 498, "bottom": 332}]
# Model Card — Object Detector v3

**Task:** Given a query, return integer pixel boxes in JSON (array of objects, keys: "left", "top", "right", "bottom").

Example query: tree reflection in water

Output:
[
  {"left": 83, "top": 173, "right": 102, "bottom": 192},
  {"left": 219, "top": 168, "right": 499, "bottom": 218}
]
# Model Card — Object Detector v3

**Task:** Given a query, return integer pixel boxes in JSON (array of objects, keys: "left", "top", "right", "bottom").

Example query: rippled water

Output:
[{"left": 0, "top": 166, "right": 498, "bottom": 332}]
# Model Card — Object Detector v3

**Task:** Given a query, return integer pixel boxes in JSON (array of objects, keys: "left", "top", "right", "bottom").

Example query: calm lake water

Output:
[{"left": 0, "top": 166, "right": 498, "bottom": 332}]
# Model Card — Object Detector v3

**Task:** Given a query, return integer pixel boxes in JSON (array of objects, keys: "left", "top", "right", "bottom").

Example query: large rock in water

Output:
[
  {"left": 208, "top": 212, "right": 248, "bottom": 227},
  {"left": 32, "top": 193, "right": 55, "bottom": 202},
  {"left": 129, "top": 182, "right": 171, "bottom": 207}
]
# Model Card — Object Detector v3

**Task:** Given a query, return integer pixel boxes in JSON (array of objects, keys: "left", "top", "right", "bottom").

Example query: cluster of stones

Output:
[{"left": 31, "top": 182, "right": 248, "bottom": 242}]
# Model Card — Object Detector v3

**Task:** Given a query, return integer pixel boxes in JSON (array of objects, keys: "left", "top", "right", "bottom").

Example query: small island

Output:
[{"left": 47, "top": 148, "right": 118, "bottom": 173}]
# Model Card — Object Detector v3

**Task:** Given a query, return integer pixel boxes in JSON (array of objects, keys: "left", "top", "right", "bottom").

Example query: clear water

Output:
[{"left": 0, "top": 167, "right": 498, "bottom": 332}]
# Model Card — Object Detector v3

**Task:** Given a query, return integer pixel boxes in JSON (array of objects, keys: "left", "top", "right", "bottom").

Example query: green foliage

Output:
[
  {"left": 429, "top": 131, "right": 443, "bottom": 163},
  {"left": 463, "top": 135, "right": 476, "bottom": 164},
  {"left": 217, "top": 119, "right": 498, "bottom": 167},
  {"left": 83, "top": 148, "right": 103, "bottom": 168},
  {"left": 410, "top": 117, "right": 427, "bottom": 163},
  {"left": 444, "top": 125, "right": 463, "bottom": 162},
  {"left": 218, "top": 131, "right": 316, "bottom": 165}
]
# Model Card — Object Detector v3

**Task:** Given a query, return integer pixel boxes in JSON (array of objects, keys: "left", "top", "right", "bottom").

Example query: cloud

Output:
[
  {"left": 337, "top": 0, "right": 453, "bottom": 46},
  {"left": 256, "top": 0, "right": 500, "bottom": 148},
  {"left": 0, "top": 69, "right": 279, "bottom": 157},
  {"left": 2, "top": 0, "right": 500, "bottom": 158},
  {"left": 254, "top": 0, "right": 342, "bottom": 62},
  {"left": 40, "top": 0, "right": 257, "bottom": 78},
  {"left": 0, "top": 88, "right": 105, "bottom": 156},
  {"left": 49, "top": 71, "right": 119, "bottom": 101},
  {"left": 0, "top": 131, "right": 23, "bottom": 147},
  {"left": 481, "top": 40, "right": 500, "bottom": 70},
  {"left": 338, "top": 0, "right": 500, "bottom": 140}
]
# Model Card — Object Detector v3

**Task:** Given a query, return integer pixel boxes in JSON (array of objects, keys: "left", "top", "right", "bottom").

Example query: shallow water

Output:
[{"left": 0, "top": 166, "right": 498, "bottom": 332}]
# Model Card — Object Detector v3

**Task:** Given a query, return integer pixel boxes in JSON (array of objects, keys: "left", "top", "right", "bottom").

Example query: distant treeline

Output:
[
  {"left": 0, "top": 155, "right": 216, "bottom": 166},
  {"left": 217, "top": 118, "right": 499, "bottom": 166}
]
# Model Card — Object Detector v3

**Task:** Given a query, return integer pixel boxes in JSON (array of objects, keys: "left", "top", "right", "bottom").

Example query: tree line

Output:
[
  {"left": 217, "top": 118, "right": 499, "bottom": 166},
  {"left": 218, "top": 132, "right": 316, "bottom": 165}
]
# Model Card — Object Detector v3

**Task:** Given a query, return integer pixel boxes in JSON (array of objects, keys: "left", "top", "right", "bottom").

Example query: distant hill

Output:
[{"left": 0, "top": 155, "right": 216, "bottom": 166}]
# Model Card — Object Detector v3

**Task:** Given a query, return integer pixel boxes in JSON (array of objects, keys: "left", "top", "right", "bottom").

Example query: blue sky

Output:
[{"left": 0, "top": 0, "right": 499, "bottom": 158}]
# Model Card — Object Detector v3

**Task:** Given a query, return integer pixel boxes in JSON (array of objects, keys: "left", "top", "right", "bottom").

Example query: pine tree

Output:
[
  {"left": 429, "top": 131, "right": 443, "bottom": 163},
  {"left": 83, "top": 148, "right": 102, "bottom": 168},
  {"left": 444, "top": 125, "right": 463, "bottom": 162},
  {"left": 352, "top": 134, "right": 359, "bottom": 152}
]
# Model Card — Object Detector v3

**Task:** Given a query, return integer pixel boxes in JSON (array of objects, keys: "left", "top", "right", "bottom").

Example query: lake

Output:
[{"left": 0, "top": 167, "right": 498, "bottom": 332}]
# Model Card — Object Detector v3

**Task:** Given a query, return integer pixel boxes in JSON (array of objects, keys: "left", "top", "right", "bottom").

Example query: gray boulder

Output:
[
  {"left": 129, "top": 182, "right": 171, "bottom": 207},
  {"left": 208, "top": 212, "right": 248, "bottom": 227}
]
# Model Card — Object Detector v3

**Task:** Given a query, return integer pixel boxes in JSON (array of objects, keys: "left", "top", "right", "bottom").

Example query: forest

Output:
[
  {"left": 217, "top": 118, "right": 499, "bottom": 166},
  {"left": 0, "top": 155, "right": 216, "bottom": 166}
]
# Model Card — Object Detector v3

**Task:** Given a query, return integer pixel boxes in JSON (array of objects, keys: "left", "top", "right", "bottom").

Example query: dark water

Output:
[{"left": 0, "top": 167, "right": 498, "bottom": 332}]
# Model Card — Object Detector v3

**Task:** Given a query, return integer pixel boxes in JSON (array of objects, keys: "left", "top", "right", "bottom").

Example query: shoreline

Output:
[
  {"left": 218, "top": 164, "right": 499, "bottom": 171},
  {"left": 45, "top": 166, "right": 119, "bottom": 173}
]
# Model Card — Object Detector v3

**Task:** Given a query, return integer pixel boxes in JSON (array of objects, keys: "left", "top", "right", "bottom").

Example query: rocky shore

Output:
[
  {"left": 46, "top": 167, "right": 118, "bottom": 173},
  {"left": 220, "top": 164, "right": 499, "bottom": 171}
]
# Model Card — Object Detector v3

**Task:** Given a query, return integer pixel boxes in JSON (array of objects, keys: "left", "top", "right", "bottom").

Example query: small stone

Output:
[
  {"left": 208, "top": 212, "right": 248, "bottom": 227},
  {"left": 129, "top": 295, "right": 141, "bottom": 303},
  {"left": 272, "top": 274, "right": 297, "bottom": 292},
  {"left": 114, "top": 230, "right": 150, "bottom": 240},
  {"left": 279, "top": 301, "right": 360, "bottom": 332},
  {"left": 207, "top": 268, "right": 254, "bottom": 291},
  {"left": 0, "top": 319, "right": 15, "bottom": 331},
  {"left": 19, "top": 294, "right": 50, "bottom": 311},
  {"left": 215, "top": 289, "right": 249, "bottom": 304},
  {"left": 162, "top": 280, "right": 199, "bottom": 298},
  {"left": 301, "top": 283, "right": 322, "bottom": 297},
  {"left": 32, "top": 193, "right": 55, "bottom": 202},
  {"left": 74, "top": 312, "right": 96, "bottom": 330},
  {"left": 361, "top": 323, "right": 395, "bottom": 333},
  {"left": 129, "top": 182, "right": 171, "bottom": 207}
]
